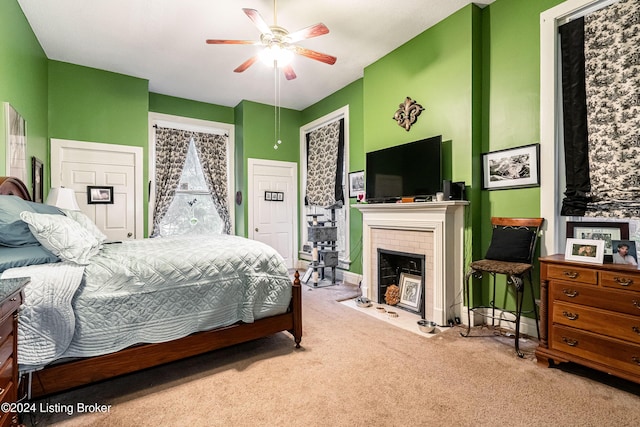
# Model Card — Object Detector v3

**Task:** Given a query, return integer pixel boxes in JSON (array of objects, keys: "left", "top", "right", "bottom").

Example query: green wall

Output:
[
  {"left": 361, "top": 4, "right": 482, "bottom": 280},
  {"left": 478, "top": 0, "right": 564, "bottom": 309},
  {"left": 149, "top": 92, "right": 234, "bottom": 124},
  {"left": 235, "top": 100, "right": 301, "bottom": 237},
  {"left": 0, "top": 0, "right": 48, "bottom": 191},
  {"left": 301, "top": 79, "right": 365, "bottom": 274},
  {"left": 48, "top": 60, "right": 150, "bottom": 230}
]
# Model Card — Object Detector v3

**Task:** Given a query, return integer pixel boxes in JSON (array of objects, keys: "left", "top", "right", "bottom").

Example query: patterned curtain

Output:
[
  {"left": 193, "top": 132, "right": 232, "bottom": 234},
  {"left": 151, "top": 127, "right": 190, "bottom": 237},
  {"left": 305, "top": 119, "right": 345, "bottom": 207},
  {"left": 584, "top": 0, "right": 640, "bottom": 217}
]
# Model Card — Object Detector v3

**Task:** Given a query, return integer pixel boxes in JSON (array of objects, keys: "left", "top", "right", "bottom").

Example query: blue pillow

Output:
[
  {"left": 0, "top": 245, "right": 59, "bottom": 273},
  {"left": 0, "top": 195, "right": 62, "bottom": 247}
]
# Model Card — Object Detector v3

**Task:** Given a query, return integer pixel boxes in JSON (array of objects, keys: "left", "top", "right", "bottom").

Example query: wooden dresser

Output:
[
  {"left": 0, "top": 278, "right": 27, "bottom": 427},
  {"left": 536, "top": 255, "right": 640, "bottom": 383}
]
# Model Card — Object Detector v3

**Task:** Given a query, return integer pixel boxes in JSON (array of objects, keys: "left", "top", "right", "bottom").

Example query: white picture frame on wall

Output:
[{"left": 4, "top": 102, "right": 27, "bottom": 182}]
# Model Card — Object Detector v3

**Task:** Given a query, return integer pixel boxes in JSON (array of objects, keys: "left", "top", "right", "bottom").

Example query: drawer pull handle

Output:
[
  {"left": 634, "top": 300, "right": 640, "bottom": 310},
  {"left": 562, "top": 337, "right": 578, "bottom": 346},
  {"left": 563, "top": 271, "right": 579, "bottom": 279},
  {"left": 9, "top": 297, "right": 16, "bottom": 302},
  {"left": 562, "top": 289, "right": 579, "bottom": 298},
  {"left": 562, "top": 311, "right": 579, "bottom": 320},
  {"left": 614, "top": 277, "right": 634, "bottom": 286},
  {"left": 633, "top": 326, "right": 640, "bottom": 336},
  {"left": 0, "top": 387, "right": 4, "bottom": 395},
  {"left": 633, "top": 356, "right": 640, "bottom": 366}
]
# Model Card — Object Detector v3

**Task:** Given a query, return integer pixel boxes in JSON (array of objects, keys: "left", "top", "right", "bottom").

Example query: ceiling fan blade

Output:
[
  {"left": 292, "top": 46, "right": 337, "bottom": 65},
  {"left": 282, "top": 65, "right": 297, "bottom": 80},
  {"left": 287, "top": 23, "right": 329, "bottom": 43},
  {"left": 243, "top": 8, "right": 272, "bottom": 35},
  {"left": 206, "top": 39, "right": 259, "bottom": 45},
  {"left": 234, "top": 56, "right": 259, "bottom": 73}
]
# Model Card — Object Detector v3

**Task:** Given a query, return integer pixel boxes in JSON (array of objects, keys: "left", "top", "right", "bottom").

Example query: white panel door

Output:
[
  {"left": 51, "top": 139, "right": 143, "bottom": 240},
  {"left": 60, "top": 163, "right": 136, "bottom": 240},
  {"left": 248, "top": 159, "right": 297, "bottom": 269}
]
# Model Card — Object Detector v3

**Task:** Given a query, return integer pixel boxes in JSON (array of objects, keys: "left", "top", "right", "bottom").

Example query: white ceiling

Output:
[{"left": 18, "top": 0, "right": 494, "bottom": 111}]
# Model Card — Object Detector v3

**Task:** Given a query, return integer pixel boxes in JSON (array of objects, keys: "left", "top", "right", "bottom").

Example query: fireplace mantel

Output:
[{"left": 353, "top": 201, "right": 468, "bottom": 325}]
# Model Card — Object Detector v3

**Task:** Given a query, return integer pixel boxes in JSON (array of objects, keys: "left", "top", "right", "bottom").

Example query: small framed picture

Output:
[
  {"left": 348, "top": 170, "right": 365, "bottom": 198},
  {"left": 611, "top": 240, "right": 638, "bottom": 266},
  {"left": 398, "top": 272, "right": 422, "bottom": 312},
  {"left": 265, "top": 191, "right": 272, "bottom": 201},
  {"left": 481, "top": 143, "right": 540, "bottom": 190},
  {"left": 87, "top": 186, "right": 114, "bottom": 204},
  {"left": 565, "top": 238, "right": 605, "bottom": 264},
  {"left": 276, "top": 192, "right": 284, "bottom": 201},
  {"left": 31, "top": 157, "right": 44, "bottom": 203}
]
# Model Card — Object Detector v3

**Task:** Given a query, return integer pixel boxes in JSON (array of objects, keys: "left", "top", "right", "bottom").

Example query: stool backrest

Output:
[{"left": 490, "top": 217, "right": 544, "bottom": 265}]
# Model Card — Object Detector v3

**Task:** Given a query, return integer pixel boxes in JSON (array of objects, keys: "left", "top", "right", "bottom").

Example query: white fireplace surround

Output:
[{"left": 353, "top": 201, "right": 468, "bottom": 325}]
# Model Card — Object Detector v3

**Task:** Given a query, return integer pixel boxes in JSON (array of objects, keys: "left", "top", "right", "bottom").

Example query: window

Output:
[
  {"left": 157, "top": 139, "right": 224, "bottom": 236},
  {"left": 300, "top": 106, "right": 350, "bottom": 266},
  {"left": 148, "top": 113, "right": 234, "bottom": 237}
]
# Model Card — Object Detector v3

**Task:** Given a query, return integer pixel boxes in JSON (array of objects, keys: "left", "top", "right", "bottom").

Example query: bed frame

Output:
[{"left": 0, "top": 176, "right": 302, "bottom": 398}]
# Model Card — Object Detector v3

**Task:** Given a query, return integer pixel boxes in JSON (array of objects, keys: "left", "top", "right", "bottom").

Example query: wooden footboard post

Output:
[{"left": 291, "top": 270, "right": 302, "bottom": 348}]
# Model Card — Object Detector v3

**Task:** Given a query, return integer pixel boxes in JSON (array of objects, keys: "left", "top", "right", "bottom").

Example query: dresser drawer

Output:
[
  {"left": 0, "top": 358, "right": 12, "bottom": 392},
  {"left": 550, "top": 281, "right": 640, "bottom": 316},
  {"left": 551, "top": 324, "right": 640, "bottom": 377},
  {"left": 0, "top": 321, "right": 12, "bottom": 350},
  {"left": 553, "top": 301, "right": 640, "bottom": 344},
  {"left": 547, "top": 264, "right": 598, "bottom": 285},
  {"left": 0, "top": 291, "right": 21, "bottom": 321},
  {"left": 601, "top": 271, "right": 640, "bottom": 293},
  {"left": 0, "top": 336, "right": 12, "bottom": 368}
]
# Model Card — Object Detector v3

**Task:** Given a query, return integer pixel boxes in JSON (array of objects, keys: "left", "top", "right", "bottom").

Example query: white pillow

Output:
[
  {"left": 61, "top": 209, "right": 107, "bottom": 243},
  {"left": 19, "top": 211, "right": 102, "bottom": 265}
]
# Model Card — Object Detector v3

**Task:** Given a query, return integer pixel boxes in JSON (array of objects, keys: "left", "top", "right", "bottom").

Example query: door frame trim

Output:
[
  {"left": 50, "top": 138, "right": 144, "bottom": 238},
  {"left": 248, "top": 158, "right": 298, "bottom": 266}
]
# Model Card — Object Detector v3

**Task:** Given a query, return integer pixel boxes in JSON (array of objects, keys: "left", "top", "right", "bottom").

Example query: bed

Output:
[{"left": 0, "top": 176, "right": 301, "bottom": 398}]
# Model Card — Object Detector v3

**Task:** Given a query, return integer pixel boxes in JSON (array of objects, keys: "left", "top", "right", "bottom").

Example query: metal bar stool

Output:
[{"left": 461, "top": 217, "right": 544, "bottom": 357}]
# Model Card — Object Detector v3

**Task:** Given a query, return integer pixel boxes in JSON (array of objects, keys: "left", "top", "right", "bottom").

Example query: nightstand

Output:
[{"left": 0, "top": 277, "right": 28, "bottom": 427}]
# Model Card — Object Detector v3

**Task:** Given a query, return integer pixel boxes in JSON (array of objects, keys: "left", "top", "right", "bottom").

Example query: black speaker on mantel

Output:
[{"left": 443, "top": 180, "right": 466, "bottom": 200}]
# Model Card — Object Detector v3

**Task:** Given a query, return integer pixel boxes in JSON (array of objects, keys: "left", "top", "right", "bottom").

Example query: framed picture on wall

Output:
[
  {"left": 87, "top": 186, "right": 114, "bottom": 204},
  {"left": 4, "top": 102, "right": 27, "bottom": 183},
  {"left": 31, "top": 157, "right": 43, "bottom": 203},
  {"left": 348, "top": 170, "right": 365, "bottom": 198},
  {"left": 481, "top": 144, "right": 540, "bottom": 190}
]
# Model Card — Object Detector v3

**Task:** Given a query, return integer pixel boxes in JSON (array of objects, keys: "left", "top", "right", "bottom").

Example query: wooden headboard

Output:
[{"left": 0, "top": 177, "right": 32, "bottom": 201}]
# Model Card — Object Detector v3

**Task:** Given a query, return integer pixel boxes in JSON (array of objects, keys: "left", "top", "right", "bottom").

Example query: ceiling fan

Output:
[{"left": 205, "top": 1, "right": 337, "bottom": 80}]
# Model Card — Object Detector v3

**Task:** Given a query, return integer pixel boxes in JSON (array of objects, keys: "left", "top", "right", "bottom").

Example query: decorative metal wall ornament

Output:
[{"left": 393, "top": 97, "right": 425, "bottom": 131}]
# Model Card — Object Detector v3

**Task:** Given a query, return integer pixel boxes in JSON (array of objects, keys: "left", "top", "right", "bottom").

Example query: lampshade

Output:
[{"left": 46, "top": 187, "right": 80, "bottom": 211}]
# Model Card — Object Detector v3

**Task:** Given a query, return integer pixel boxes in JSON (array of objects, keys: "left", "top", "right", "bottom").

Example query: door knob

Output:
[
  {"left": 127, "top": 232, "right": 133, "bottom": 238},
  {"left": 255, "top": 228, "right": 259, "bottom": 232}
]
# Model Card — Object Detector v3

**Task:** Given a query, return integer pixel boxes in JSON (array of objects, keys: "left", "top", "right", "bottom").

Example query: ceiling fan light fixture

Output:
[{"left": 259, "top": 44, "right": 294, "bottom": 67}]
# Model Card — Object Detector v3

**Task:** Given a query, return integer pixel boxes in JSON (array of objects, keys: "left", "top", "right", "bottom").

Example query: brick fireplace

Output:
[{"left": 353, "top": 201, "right": 468, "bottom": 325}]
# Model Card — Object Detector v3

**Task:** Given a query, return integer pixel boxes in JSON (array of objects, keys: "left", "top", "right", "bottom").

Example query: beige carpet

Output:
[{"left": 24, "top": 282, "right": 640, "bottom": 427}]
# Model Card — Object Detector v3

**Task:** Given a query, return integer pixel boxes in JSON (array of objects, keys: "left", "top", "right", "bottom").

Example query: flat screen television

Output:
[{"left": 365, "top": 135, "right": 442, "bottom": 203}]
